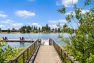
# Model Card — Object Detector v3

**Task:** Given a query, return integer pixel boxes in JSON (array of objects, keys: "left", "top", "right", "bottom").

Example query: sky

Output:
[{"left": 0, "top": 0, "right": 93, "bottom": 30}]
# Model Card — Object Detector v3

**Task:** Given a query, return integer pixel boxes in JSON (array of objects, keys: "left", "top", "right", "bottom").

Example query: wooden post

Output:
[
  {"left": 30, "top": 46, "right": 32, "bottom": 55},
  {"left": 15, "top": 60, "right": 18, "bottom": 63},
  {"left": 61, "top": 49, "right": 62, "bottom": 57},
  {"left": 23, "top": 53, "right": 25, "bottom": 63},
  {"left": 64, "top": 53, "right": 66, "bottom": 63},
  {"left": 7, "top": 60, "right": 13, "bottom": 63},
  {"left": 27, "top": 49, "right": 29, "bottom": 59}
]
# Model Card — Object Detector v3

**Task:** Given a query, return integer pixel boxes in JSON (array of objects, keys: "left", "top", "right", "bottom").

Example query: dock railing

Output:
[
  {"left": 49, "top": 38, "right": 79, "bottom": 63},
  {"left": 7, "top": 39, "right": 41, "bottom": 63}
]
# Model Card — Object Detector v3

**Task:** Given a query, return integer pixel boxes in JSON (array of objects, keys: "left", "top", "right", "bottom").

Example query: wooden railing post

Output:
[
  {"left": 60, "top": 49, "right": 63, "bottom": 60},
  {"left": 38, "top": 39, "right": 41, "bottom": 46},
  {"left": 15, "top": 60, "right": 17, "bottom": 63},
  {"left": 64, "top": 53, "right": 66, "bottom": 63},
  {"left": 30, "top": 46, "right": 32, "bottom": 56},
  {"left": 27, "top": 48, "right": 29, "bottom": 59},
  {"left": 49, "top": 38, "right": 52, "bottom": 45},
  {"left": 23, "top": 53, "right": 25, "bottom": 63}
]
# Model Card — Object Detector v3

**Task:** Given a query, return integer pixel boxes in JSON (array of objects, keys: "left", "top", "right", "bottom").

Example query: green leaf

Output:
[
  {"left": 84, "top": 0, "right": 91, "bottom": 6},
  {"left": 58, "top": 6, "right": 66, "bottom": 14}
]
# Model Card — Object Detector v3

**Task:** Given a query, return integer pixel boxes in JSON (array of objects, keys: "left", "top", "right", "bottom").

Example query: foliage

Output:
[
  {"left": 42, "top": 24, "right": 51, "bottom": 33},
  {"left": 0, "top": 43, "right": 24, "bottom": 63},
  {"left": 58, "top": 6, "right": 66, "bottom": 14},
  {"left": 61, "top": 24, "right": 74, "bottom": 34},
  {"left": 58, "top": 0, "right": 94, "bottom": 63},
  {"left": 86, "top": 53, "right": 94, "bottom": 63},
  {"left": 20, "top": 26, "right": 32, "bottom": 33},
  {"left": 7, "top": 29, "right": 11, "bottom": 33}
]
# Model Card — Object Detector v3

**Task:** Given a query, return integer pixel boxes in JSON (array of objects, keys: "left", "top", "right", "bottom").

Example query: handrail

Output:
[
  {"left": 49, "top": 38, "right": 79, "bottom": 63},
  {"left": 7, "top": 39, "right": 41, "bottom": 63}
]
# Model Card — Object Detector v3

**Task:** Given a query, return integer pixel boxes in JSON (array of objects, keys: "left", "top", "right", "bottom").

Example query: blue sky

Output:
[{"left": 0, "top": 0, "right": 93, "bottom": 30}]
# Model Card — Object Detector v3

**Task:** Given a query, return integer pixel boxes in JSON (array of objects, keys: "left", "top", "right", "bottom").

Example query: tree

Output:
[
  {"left": 61, "top": 24, "right": 74, "bottom": 34},
  {"left": 26, "top": 26, "right": 32, "bottom": 33},
  {"left": 42, "top": 24, "right": 50, "bottom": 32},
  {"left": 38, "top": 27, "right": 41, "bottom": 32},
  {"left": 19, "top": 26, "right": 32, "bottom": 33},
  {"left": 0, "top": 28, "right": 1, "bottom": 33},
  {"left": 58, "top": 0, "right": 94, "bottom": 63},
  {"left": 7, "top": 29, "right": 11, "bottom": 33},
  {"left": 11, "top": 28, "right": 16, "bottom": 32}
]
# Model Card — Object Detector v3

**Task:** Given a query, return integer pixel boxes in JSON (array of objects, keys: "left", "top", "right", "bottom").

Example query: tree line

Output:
[{"left": 0, "top": 24, "right": 61, "bottom": 33}]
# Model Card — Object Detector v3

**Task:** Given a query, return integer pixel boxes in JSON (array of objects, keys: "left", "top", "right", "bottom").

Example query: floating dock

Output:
[{"left": 0, "top": 39, "right": 36, "bottom": 42}]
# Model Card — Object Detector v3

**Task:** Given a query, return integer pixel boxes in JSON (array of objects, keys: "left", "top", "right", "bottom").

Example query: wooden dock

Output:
[
  {"left": 34, "top": 45, "right": 62, "bottom": 63},
  {"left": 0, "top": 39, "right": 37, "bottom": 42},
  {"left": 0, "top": 37, "right": 37, "bottom": 42},
  {"left": 7, "top": 39, "right": 79, "bottom": 63}
]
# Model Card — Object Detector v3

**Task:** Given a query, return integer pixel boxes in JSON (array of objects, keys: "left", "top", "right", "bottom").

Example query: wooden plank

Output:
[{"left": 34, "top": 45, "right": 62, "bottom": 63}]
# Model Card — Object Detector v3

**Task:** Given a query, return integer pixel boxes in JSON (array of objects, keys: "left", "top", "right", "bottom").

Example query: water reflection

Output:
[
  {"left": 2, "top": 42, "right": 31, "bottom": 48},
  {"left": 0, "top": 33, "right": 68, "bottom": 48}
]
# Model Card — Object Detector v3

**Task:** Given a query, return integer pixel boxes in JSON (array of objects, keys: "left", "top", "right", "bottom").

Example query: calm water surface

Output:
[{"left": 0, "top": 33, "right": 69, "bottom": 48}]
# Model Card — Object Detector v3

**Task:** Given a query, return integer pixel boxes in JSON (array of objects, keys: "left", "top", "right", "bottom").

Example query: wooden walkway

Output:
[
  {"left": 2, "top": 39, "right": 36, "bottom": 42},
  {"left": 34, "top": 45, "right": 62, "bottom": 63},
  {"left": 7, "top": 39, "right": 79, "bottom": 63}
]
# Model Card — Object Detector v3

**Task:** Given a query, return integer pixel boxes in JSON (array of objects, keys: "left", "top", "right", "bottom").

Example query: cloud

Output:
[
  {"left": 49, "top": 25, "right": 59, "bottom": 29},
  {"left": 65, "top": 10, "right": 89, "bottom": 16},
  {"left": 11, "top": 23, "right": 23, "bottom": 29},
  {"left": 48, "top": 19, "right": 68, "bottom": 29},
  {"left": 65, "top": 11, "right": 75, "bottom": 16},
  {"left": 0, "top": 25, "right": 5, "bottom": 28},
  {"left": 31, "top": 23, "right": 42, "bottom": 28},
  {"left": 81, "top": 10, "right": 89, "bottom": 14},
  {"left": 0, "top": 19, "right": 23, "bottom": 30},
  {"left": 1, "top": 19, "right": 14, "bottom": 24},
  {"left": 57, "top": 0, "right": 78, "bottom": 7},
  {"left": 48, "top": 19, "right": 68, "bottom": 24},
  {"left": 0, "top": 11, "right": 8, "bottom": 18},
  {"left": 15, "top": 10, "right": 36, "bottom": 18}
]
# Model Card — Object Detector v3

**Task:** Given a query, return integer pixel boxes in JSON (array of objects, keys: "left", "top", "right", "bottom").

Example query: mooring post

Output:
[{"left": 3, "top": 37, "right": 8, "bottom": 40}]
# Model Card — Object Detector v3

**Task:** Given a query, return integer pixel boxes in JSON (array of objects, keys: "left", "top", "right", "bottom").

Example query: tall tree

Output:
[
  {"left": 42, "top": 24, "right": 50, "bottom": 32},
  {"left": 58, "top": 0, "right": 94, "bottom": 63},
  {"left": 19, "top": 26, "right": 32, "bottom": 33}
]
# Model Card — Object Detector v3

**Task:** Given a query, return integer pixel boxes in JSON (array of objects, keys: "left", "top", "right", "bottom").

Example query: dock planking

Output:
[
  {"left": 0, "top": 39, "right": 37, "bottom": 42},
  {"left": 34, "top": 45, "right": 62, "bottom": 63}
]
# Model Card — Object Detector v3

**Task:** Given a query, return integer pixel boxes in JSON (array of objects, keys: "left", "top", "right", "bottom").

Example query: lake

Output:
[{"left": 0, "top": 33, "right": 69, "bottom": 48}]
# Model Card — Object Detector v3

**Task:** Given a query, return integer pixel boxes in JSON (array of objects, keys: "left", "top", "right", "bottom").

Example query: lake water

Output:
[{"left": 0, "top": 33, "right": 69, "bottom": 48}]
